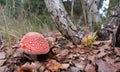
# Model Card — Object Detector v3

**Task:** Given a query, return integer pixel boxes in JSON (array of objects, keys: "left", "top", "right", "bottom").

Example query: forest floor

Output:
[{"left": 0, "top": 32, "right": 120, "bottom": 72}]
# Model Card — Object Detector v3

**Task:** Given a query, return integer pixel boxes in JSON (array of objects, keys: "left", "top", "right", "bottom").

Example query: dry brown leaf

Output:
[
  {"left": 65, "top": 41, "right": 74, "bottom": 48},
  {"left": 0, "top": 52, "right": 5, "bottom": 59},
  {"left": 61, "top": 64, "right": 70, "bottom": 69},
  {"left": 85, "top": 63, "right": 96, "bottom": 72},
  {"left": 45, "top": 37, "right": 56, "bottom": 47},
  {"left": 0, "top": 66, "right": 8, "bottom": 72},
  {"left": 92, "top": 50, "right": 99, "bottom": 54},
  {"left": 96, "top": 45, "right": 109, "bottom": 58},
  {"left": 104, "top": 56, "right": 120, "bottom": 70},
  {"left": 15, "top": 62, "right": 41, "bottom": 72},
  {"left": 96, "top": 49, "right": 106, "bottom": 58},
  {"left": 0, "top": 60, "right": 6, "bottom": 66},
  {"left": 73, "top": 48, "right": 89, "bottom": 54},
  {"left": 88, "top": 55, "right": 96, "bottom": 64},
  {"left": 52, "top": 48, "right": 61, "bottom": 54},
  {"left": 45, "top": 37, "right": 56, "bottom": 42},
  {"left": 46, "top": 60, "right": 62, "bottom": 72},
  {"left": 95, "top": 59, "right": 117, "bottom": 72},
  {"left": 75, "top": 61, "right": 87, "bottom": 71},
  {"left": 18, "top": 62, "right": 33, "bottom": 72},
  {"left": 58, "top": 49, "right": 69, "bottom": 56},
  {"left": 0, "top": 52, "right": 6, "bottom": 66},
  {"left": 93, "top": 41, "right": 101, "bottom": 46},
  {"left": 54, "top": 32, "right": 62, "bottom": 38},
  {"left": 69, "top": 66, "right": 81, "bottom": 72}
]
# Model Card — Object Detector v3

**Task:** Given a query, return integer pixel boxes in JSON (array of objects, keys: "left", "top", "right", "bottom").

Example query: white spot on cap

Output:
[
  {"left": 32, "top": 43, "right": 34, "bottom": 46},
  {"left": 28, "top": 48, "right": 32, "bottom": 52}
]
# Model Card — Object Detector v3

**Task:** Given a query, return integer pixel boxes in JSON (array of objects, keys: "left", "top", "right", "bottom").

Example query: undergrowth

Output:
[{"left": 0, "top": 5, "right": 56, "bottom": 39}]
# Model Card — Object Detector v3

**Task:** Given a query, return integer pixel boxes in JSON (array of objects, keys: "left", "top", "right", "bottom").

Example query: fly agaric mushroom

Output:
[{"left": 20, "top": 32, "right": 50, "bottom": 55}]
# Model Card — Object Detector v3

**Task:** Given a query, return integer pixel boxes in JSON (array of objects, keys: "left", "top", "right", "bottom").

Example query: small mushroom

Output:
[{"left": 20, "top": 32, "right": 50, "bottom": 55}]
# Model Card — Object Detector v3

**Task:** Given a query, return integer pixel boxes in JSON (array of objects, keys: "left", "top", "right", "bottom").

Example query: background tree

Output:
[
  {"left": 44, "top": 0, "right": 109, "bottom": 44},
  {"left": 44, "top": 0, "right": 120, "bottom": 46},
  {"left": 44, "top": 0, "right": 85, "bottom": 45}
]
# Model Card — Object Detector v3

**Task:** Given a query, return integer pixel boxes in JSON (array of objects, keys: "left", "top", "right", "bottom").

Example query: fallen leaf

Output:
[
  {"left": 68, "top": 66, "right": 81, "bottom": 72},
  {"left": 52, "top": 48, "right": 61, "bottom": 54},
  {"left": 95, "top": 58, "right": 117, "bottom": 72},
  {"left": 0, "top": 66, "right": 8, "bottom": 72},
  {"left": 93, "top": 41, "right": 101, "bottom": 46},
  {"left": 115, "top": 56, "right": 120, "bottom": 63},
  {"left": 65, "top": 41, "right": 74, "bottom": 48},
  {"left": 0, "top": 52, "right": 5, "bottom": 59},
  {"left": 15, "top": 62, "right": 41, "bottom": 72},
  {"left": 67, "top": 53, "right": 73, "bottom": 59},
  {"left": 104, "top": 56, "right": 120, "bottom": 70},
  {"left": 0, "top": 60, "right": 6, "bottom": 66},
  {"left": 73, "top": 48, "right": 89, "bottom": 54},
  {"left": 45, "top": 37, "right": 56, "bottom": 47},
  {"left": 20, "top": 63, "right": 33, "bottom": 72},
  {"left": 46, "top": 60, "right": 62, "bottom": 72},
  {"left": 45, "top": 37, "right": 56, "bottom": 42},
  {"left": 61, "top": 64, "right": 70, "bottom": 69},
  {"left": 85, "top": 63, "right": 96, "bottom": 72},
  {"left": 92, "top": 50, "right": 99, "bottom": 54},
  {"left": 88, "top": 55, "right": 96, "bottom": 64},
  {"left": 75, "top": 61, "right": 87, "bottom": 71},
  {"left": 59, "top": 49, "right": 69, "bottom": 56},
  {"left": 96, "top": 45, "right": 109, "bottom": 58}
]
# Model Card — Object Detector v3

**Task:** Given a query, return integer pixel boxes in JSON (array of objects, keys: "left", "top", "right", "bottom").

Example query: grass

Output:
[{"left": 0, "top": 6, "right": 56, "bottom": 39}]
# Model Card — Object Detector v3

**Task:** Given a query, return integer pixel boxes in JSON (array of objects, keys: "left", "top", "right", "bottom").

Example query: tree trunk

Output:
[
  {"left": 113, "top": 1, "right": 120, "bottom": 47},
  {"left": 97, "top": 0, "right": 120, "bottom": 47},
  {"left": 44, "top": 0, "right": 85, "bottom": 45}
]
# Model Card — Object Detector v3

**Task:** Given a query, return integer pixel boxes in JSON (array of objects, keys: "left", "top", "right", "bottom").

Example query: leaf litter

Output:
[{"left": 0, "top": 32, "right": 120, "bottom": 72}]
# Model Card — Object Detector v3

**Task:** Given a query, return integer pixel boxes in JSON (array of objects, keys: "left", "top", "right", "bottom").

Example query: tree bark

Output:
[
  {"left": 44, "top": 0, "right": 85, "bottom": 45},
  {"left": 113, "top": 1, "right": 120, "bottom": 47},
  {"left": 97, "top": 1, "right": 120, "bottom": 47}
]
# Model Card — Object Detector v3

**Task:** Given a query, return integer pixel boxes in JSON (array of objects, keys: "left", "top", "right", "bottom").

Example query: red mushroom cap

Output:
[{"left": 20, "top": 32, "right": 50, "bottom": 55}]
